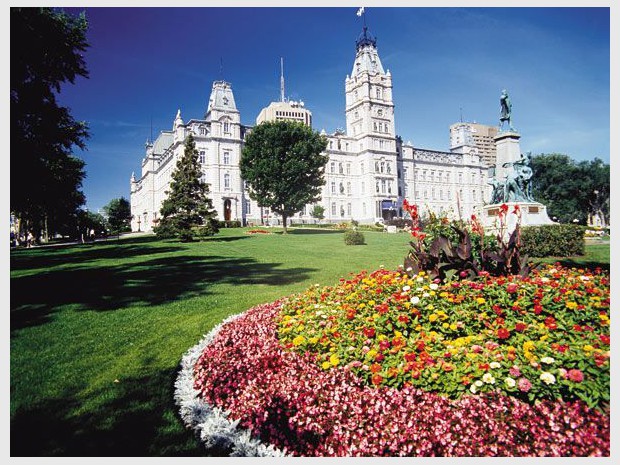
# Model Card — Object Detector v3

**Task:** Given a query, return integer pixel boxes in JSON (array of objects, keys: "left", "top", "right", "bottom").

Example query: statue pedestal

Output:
[
  {"left": 481, "top": 202, "right": 555, "bottom": 235},
  {"left": 494, "top": 131, "right": 521, "bottom": 181}
]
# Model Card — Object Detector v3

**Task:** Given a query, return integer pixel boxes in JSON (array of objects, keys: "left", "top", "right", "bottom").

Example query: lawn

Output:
[
  {"left": 10, "top": 227, "right": 411, "bottom": 456},
  {"left": 10, "top": 227, "right": 610, "bottom": 456}
]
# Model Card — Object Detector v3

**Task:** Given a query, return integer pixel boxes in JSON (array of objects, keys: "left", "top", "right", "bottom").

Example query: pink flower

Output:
[
  {"left": 518, "top": 377, "right": 532, "bottom": 392},
  {"left": 509, "top": 366, "right": 521, "bottom": 377},
  {"left": 567, "top": 369, "right": 584, "bottom": 383}
]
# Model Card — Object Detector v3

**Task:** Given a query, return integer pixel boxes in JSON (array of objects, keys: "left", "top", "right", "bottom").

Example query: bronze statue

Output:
[{"left": 499, "top": 89, "right": 514, "bottom": 131}]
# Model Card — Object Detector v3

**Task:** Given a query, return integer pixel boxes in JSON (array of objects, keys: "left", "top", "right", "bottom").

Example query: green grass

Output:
[
  {"left": 10, "top": 228, "right": 610, "bottom": 456},
  {"left": 10, "top": 227, "right": 411, "bottom": 456}
]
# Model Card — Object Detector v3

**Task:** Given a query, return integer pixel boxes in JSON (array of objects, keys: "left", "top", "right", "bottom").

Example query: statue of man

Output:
[{"left": 499, "top": 89, "right": 513, "bottom": 131}]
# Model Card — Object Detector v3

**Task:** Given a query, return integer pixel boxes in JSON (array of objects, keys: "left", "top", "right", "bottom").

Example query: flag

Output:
[{"left": 356, "top": 7, "right": 365, "bottom": 17}]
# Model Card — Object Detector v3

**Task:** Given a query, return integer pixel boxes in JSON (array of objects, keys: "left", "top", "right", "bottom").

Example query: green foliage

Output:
[
  {"left": 403, "top": 203, "right": 528, "bottom": 281},
  {"left": 240, "top": 120, "right": 329, "bottom": 233},
  {"left": 216, "top": 220, "right": 242, "bottom": 228},
  {"left": 344, "top": 229, "right": 365, "bottom": 245},
  {"left": 310, "top": 204, "right": 325, "bottom": 221},
  {"left": 155, "top": 134, "right": 219, "bottom": 242},
  {"left": 11, "top": 7, "right": 90, "bottom": 239},
  {"left": 520, "top": 225, "right": 585, "bottom": 258},
  {"left": 530, "top": 154, "right": 609, "bottom": 225},
  {"left": 103, "top": 197, "right": 132, "bottom": 235}
]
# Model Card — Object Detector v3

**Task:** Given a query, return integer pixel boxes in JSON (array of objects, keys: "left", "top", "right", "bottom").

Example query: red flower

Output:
[
  {"left": 371, "top": 373, "right": 383, "bottom": 385},
  {"left": 497, "top": 327, "right": 511, "bottom": 339},
  {"left": 600, "top": 334, "right": 610, "bottom": 345},
  {"left": 363, "top": 327, "right": 376, "bottom": 338},
  {"left": 370, "top": 363, "right": 382, "bottom": 373},
  {"left": 506, "top": 283, "right": 519, "bottom": 293},
  {"left": 514, "top": 322, "right": 527, "bottom": 332},
  {"left": 379, "top": 339, "right": 391, "bottom": 351}
]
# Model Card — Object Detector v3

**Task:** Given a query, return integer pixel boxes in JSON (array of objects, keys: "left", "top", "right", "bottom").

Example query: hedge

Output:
[{"left": 520, "top": 224, "right": 585, "bottom": 258}]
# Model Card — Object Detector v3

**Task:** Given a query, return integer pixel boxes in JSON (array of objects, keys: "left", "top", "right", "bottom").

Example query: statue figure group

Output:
[
  {"left": 489, "top": 153, "right": 534, "bottom": 204},
  {"left": 499, "top": 89, "right": 514, "bottom": 132}
]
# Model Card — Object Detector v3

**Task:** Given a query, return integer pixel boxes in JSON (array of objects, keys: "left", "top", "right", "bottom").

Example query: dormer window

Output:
[{"left": 223, "top": 96, "right": 229, "bottom": 106}]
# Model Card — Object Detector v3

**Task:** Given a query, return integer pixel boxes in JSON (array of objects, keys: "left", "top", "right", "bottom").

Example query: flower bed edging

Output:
[{"left": 174, "top": 310, "right": 289, "bottom": 457}]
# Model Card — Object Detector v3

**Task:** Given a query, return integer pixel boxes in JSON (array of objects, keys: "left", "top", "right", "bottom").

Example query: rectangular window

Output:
[
  {"left": 246, "top": 201, "right": 252, "bottom": 215},
  {"left": 331, "top": 202, "right": 337, "bottom": 216},
  {"left": 199, "top": 151, "right": 205, "bottom": 164},
  {"left": 331, "top": 181, "right": 336, "bottom": 194},
  {"left": 223, "top": 151, "right": 230, "bottom": 165}
]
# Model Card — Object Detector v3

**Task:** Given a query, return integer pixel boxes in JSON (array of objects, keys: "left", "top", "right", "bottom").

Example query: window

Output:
[
  {"left": 339, "top": 163, "right": 343, "bottom": 174},
  {"left": 224, "top": 173, "right": 231, "bottom": 189},
  {"left": 331, "top": 162, "right": 335, "bottom": 173},
  {"left": 431, "top": 171, "right": 435, "bottom": 182},
  {"left": 380, "top": 161, "right": 385, "bottom": 173},
  {"left": 200, "top": 127, "right": 206, "bottom": 135},
  {"left": 374, "top": 122, "right": 378, "bottom": 131},
  {"left": 354, "top": 111, "right": 359, "bottom": 119},
  {"left": 458, "top": 172, "right": 463, "bottom": 183},
  {"left": 361, "top": 163, "right": 365, "bottom": 174},
  {"left": 223, "top": 151, "right": 230, "bottom": 165},
  {"left": 347, "top": 203, "right": 352, "bottom": 216},
  {"left": 378, "top": 122, "right": 383, "bottom": 132},
  {"left": 377, "top": 109, "right": 383, "bottom": 117},
  {"left": 384, "top": 123, "right": 389, "bottom": 133},
  {"left": 376, "top": 180, "right": 380, "bottom": 193},
  {"left": 331, "top": 202, "right": 337, "bottom": 216},
  {"left": 379, "top": 140, "right": 384, "bottom": 149},
  {"left": 199, "top": 151, "right": 205, "bottom": 164},
  {"left": 361, "top": 181, "right": 365, "bottom": 194},
  {"left": 431, "top": 187, "right": 435, "bottom": 199},
  {"left": 381, "top": 179, "right": 387, "bottom": 194},
  {"left": 245, "top": 200, "right": 252, "bottom": 215},
  {"left": 347, "top": 182, "right": 352, "bottom": 195},
  {"left": 363, "top": 203, "right": 367, "bottom": 216},
  {"left": 339, "top": 182, "right": 345, "bottom": 194},
  {"left": 223, "top": 121, "right": 230, "bottom": 134},
  {"left": 386, "top": 163, "right": 391, "bottom": 174},
  {"left": 331, "top": 181, "right": 336, "bottom": 194},
  {"left": 376, "top": 87, "right": 382, "bottom": 99},
  {"left": 346, "top": 163, "right": 351, "bottom": 175}
]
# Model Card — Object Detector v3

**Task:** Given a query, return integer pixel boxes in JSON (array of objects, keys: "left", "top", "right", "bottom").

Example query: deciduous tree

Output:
[
  {"left": 11, "top": 7, "right": 90, "bottom": 240},
  {"left": 240, "top": 121, "right": 329, "bottom": 233}
]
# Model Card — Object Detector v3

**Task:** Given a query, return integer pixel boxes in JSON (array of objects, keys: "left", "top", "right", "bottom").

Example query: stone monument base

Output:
[{"left": 480, "top": 202, "right": 555, "bottom": 234}]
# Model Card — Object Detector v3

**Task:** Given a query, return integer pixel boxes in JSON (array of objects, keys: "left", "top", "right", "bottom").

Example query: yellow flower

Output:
[
  {"left": 309, "top": 337, "right": 319, "bottom": 344},
  {"left": 442, "top": 323, "right": 449, "bottom": 329},
  {"left": 440, "top": 292, "right": 449, "bottom": 298},
  {"left": 394, "top": 330, "right": 403, "bottom": 338},
  {"left": 427, "top": 304, "right": 435, "bottom": 311},
  {"left": 369, "top": 300, "right": 376, "bottom": 306},
  {"left": 321, "top": 361, "right": 331, "bottom": 370},
  {"left": 583, "top": 344, "right": 594, "bottom": 352},
  {"left": 366, "top": 349, "right": 378, "bottom": 359},
  {"left": 476, "top": 297, "right": 486, "bottom": 305},
  {"left": 429, "top": 314, "right": 438, "bottom": 322},
  {"left": 292, "top": 335, "right": 306, "bottom": 346},
  {"left": 330, "top": 354, "right": 340, "bottom": 366},
  {"left": 358, "top": 303, "right": 366, "bottom": 309},
  {"left": 539, "top": 334, "right": 548, "bottom": 342},
  {"left": 565, "top": 301, "right": 578, "bottom": 310},
  {"left": 449, "top": 323, "right": 458, "bottom": 331}
]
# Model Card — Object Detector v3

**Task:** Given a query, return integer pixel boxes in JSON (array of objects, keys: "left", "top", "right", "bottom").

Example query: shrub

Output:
[
  {"left": 217, "top": 220, "right": 242, "bottom": 228},
  {"left": 520, "top": 224, "right": 585, "bottom": 257},
  {"left": 344, "top": 229, "right": 365, "bottom": 245},
  {"left": 357, "top": 224, "right": 385, "bottom": 232},
  {"left": 385, "top": 217, "right": 413, "bottom": 229}
]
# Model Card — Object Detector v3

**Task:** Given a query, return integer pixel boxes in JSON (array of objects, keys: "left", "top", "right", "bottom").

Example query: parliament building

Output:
[{"left": 130, "top": 25, "right": 491, "bottom": 232}]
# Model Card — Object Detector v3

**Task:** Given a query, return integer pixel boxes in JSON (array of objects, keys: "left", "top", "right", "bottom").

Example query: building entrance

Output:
[{"left": 224, "top": 199, "right": 232, "bottom": 221}]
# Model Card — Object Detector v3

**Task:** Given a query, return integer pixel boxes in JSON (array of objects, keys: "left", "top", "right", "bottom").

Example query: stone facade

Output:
[{"left": 130, "top": 26, "right": 490, "bottom": 231}]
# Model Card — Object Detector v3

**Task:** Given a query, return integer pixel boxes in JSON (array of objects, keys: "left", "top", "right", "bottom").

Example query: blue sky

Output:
[{"left": 51, "top": 5, "right": 611, "bottom": 213}]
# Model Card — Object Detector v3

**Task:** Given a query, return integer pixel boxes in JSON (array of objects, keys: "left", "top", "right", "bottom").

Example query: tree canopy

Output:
[
  {"left": 155, "top": 134, "right": 219, "bottom": 241},
  {"left": 530, "top": 153, "right": 609, "bottom": 225},
  {"left": 11, "top": 7, "right": 90, "bottom": 240},
  {"left": 103, "top": 197, "right": 132, "bottom": 235},
  {"left": 240, "top": 120, "right": 329, "bottom": 233}
]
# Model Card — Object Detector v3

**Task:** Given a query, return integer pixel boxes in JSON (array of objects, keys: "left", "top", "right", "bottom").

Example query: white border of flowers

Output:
[{"left": 174, "top": 311, "right": 289, "bottom": 457}]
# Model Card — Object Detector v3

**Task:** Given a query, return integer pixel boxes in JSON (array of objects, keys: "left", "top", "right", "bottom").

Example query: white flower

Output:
[
  {"left": 540, "top": 372, "right": 556, "bottom": 385},
  {"left": 540, "top": 356, "right": 555, "bottom": 364},
  {"left": 410, "top": 296, "right": 420, "bottom": 305},
  {"left": 422, "top": 292, "right": 430, "bottom": 298},
  {"left": 470, "top": 384, "right": 478, "bottom": 394},
  {"left": 490, "top": 361, "right": 501, "bottom": 369},
  {"left": 579, "top": 275, "right": 590, "bottom": 281},
  {"left": 402, "top": 285, "right": 411, "bottom": 292},
  {"left": 474, "top": 380, "right": 483, "bottom": 387},
  {"left": 549, "top": 268, "right": 557, "bottom": 274},
  {"left": 416, "top": 276, "right": 424, "bottom": 283},
  {"left": 429, "top": 283, "right": 439, "bottom": 291},
  {"left": 482, "top": 373, "right": 495, "bottom": 384},
  {"left": 541, "top": 277, "right": 550, "bottom": 283},
  {"left": 504, "top": 377, "right": 516, "bottom": 388}
]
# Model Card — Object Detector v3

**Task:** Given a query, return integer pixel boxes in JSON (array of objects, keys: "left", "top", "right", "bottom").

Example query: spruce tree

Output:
[{"left": 155, "top": 134, "right": 219, "bottom": 241}]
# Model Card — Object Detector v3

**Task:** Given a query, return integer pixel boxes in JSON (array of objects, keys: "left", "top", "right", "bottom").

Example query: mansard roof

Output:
[
  {"left": 206, "top": 80, "right": 238, "bottom": 118},
  {"left": 352, "top": 27, "right": 385, "bottom": 76},
  {"left": 152, "top": 131, "right": 174, "bottom": 155}
]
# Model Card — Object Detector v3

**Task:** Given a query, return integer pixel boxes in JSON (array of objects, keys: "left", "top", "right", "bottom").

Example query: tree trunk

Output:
[{"left": 282, "top": 213, "right": 288, "bottom": 234}]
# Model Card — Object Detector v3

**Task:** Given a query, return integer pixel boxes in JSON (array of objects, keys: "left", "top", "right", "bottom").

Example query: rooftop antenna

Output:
[
  {"left": 150, "top": 114, "right": 153, "bottom": 143},
  {"left": 280, "top": 57, "right": 285, "bottom": 102},
  {"left": 460, "top": 107, "right": 463, "bottom": 123}
]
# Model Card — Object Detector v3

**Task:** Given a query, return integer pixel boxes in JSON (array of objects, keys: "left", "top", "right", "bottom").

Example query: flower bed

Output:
[
  {"left": 246, "top": 229, "right": 271, "bottom": 235},
  {"left": 184, "top": 264, "right": 609, "bottom": 456}
]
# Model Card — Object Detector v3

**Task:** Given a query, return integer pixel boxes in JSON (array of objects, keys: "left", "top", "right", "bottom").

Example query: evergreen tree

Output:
[
  {"left": 240, "top": 120, "right": 329, "bottom": 233},
  {"left": 11, "top": 7, "right": 90, "bottom": 240},
  {"left": 155, "top": 134, "right": 219, "bottom": 241},
  {"left": 103, "top": 197, "right": 132, "bottom": 235}
]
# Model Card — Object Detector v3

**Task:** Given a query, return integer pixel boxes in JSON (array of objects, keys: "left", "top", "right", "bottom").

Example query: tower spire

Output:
[{"left": 280, "top": 57, "right": 285, "bottom": 102}]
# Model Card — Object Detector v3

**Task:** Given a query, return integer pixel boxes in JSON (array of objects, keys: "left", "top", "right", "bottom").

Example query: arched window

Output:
[{"left": 224, "top": 173, "right": 231, "bottom": 189}]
